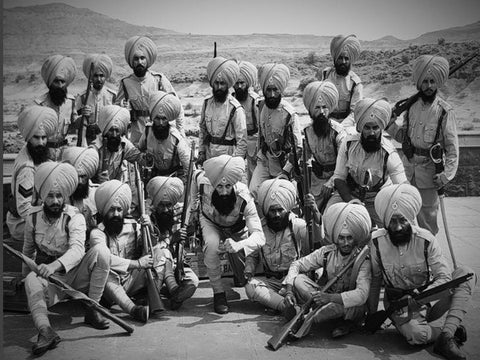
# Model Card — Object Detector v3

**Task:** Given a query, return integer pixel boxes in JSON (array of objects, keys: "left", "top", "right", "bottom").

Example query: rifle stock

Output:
[{"left": 77, "top": 62, "right": 94, "bottom": 146}]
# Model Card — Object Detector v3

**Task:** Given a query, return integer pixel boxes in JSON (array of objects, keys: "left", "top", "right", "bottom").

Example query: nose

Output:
[{"left": 113, "top": 209, "right": 122, "bottom": 217}]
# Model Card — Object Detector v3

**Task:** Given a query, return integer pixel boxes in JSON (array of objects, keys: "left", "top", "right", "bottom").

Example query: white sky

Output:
[{"left": 3, "top": 0, "right": 480, "bottom": 40}]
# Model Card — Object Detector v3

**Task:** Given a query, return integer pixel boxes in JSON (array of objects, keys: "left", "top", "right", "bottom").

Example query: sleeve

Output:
[
  {"left": 387, "top": 151, "right": 408, "bottom": 184},
  {"left": 137, "top": 133, "right": 147, "bottom": 151},
  {"left": 74, "top": 93, "right": 84, "bottom": 112},
  {"left": 199, "top": 101, "right": 208, "bottom": 154},
  {"left": 232, "top": 106, "right": 248, "bottom": 158},
  {"left": 115, "top": 81, "right": 125, "bottom": 104},
  {"left": 295, "top": 219, "right": 310, "bottom": 256},
  {"left": 15, "top": 167, "right": 35, "bottom": 219},
  {"left": 123, "top": 139, "right": 143, "bottom": 163},
  {"left": 341, "top": 258, "right": 371, "bottom": 308},
  {"left": 58, "top": 213, "right": 86, "bottom": 273},
  {"left": 425, "top": 237, "right": 452, "bottom": 291},
  {"left": 283, "top": 113, "right": 302, "bottom": 173},
  {"left": 177, "top": 137, "right": 191, "bottom": 173},
  {"left": 367, "top": 239, "right": 383, "bottom": 314},
  {"left": 442, "top": 109, "right": 459, "bottom": 182},
  {"left": 244, "top": 249, "right": 260, "bottom": 275},
  {"left": 350, "top": 82, "right": 363, "bottom": 112},
  {"left": 89, "top": 228, "right": 131, "bottom": 273},
  {"left": 283, "top": 247, "right": 325, "bottom": 285},
  {"left": 332, "top": 139, "right": 350, "bottom": 181},
  {"left": 22, "top": 214, "right": 36, "bottom": 276},
  {"left": 386, "top": 113, "right": 408, "bottom": 143},
  {"left": 239, "top": 198, "right": 265, "bottom": 256}
]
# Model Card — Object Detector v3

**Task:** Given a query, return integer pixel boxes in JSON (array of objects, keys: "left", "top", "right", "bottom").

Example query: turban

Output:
[
  {"left": 82, "top": 54, "right": 113, "bottom": 79},
  {"left": 148, "top": 91, "right": 182, "bottom": 121},
  {"left": 330, "top": 34, "right": 361, "bottom": 64},
  {"left": 375, "top": 184, "right": 422, "bottom": 227},
  {"left": 323, "top": 202, "right": 371, "bottom": 245},
  {"left": 303, "top": 80, "right": 339, "bottom": 116},
  {"left": 95, "top": 179, "right": 132, "bottom": 216},
  {"left": 203, "top": 155, "right": 245, "bottom": 188},
  {"left": 41, "top": 55, "right": 76, "bottom": 87},
  {"left": 412, "top": 55, "right": 449, "bottom": 90},
  {"left": 147, "top": 176, "right": 184, "bottom": 208},
  {"left": 257, "top": 179, "right": 297, "bottom": 216},
  {"left": 34, "top": 162, "right": 78, "bottom": 200},
  {"left": 237, "top": 61, "right": 258, "bottom": 88},
  {"left": 124, "top": 35, "right": 157, "bottom": 69},
  {"left": 258, "top": 63, "right": 290, "bottom": 94},
  {"left": 61, "top": 146, "right": 99, "bottom": 179},
  {"left": 17, "top": 105, "right": 58, "bottom": 141},
  {"left": 207, "top": 57, "right": 240, "bottom": 88},
  {"left": 97, "top": 105, "right": 130, "bottom": 135},
  {"left": 355, "top": 98, "right": 392, "bottom": 132}
]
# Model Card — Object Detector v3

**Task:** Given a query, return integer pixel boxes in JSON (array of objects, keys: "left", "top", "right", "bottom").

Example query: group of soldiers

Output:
[{"left": 4, "top": 33, "right": 476, "bottom": 360}]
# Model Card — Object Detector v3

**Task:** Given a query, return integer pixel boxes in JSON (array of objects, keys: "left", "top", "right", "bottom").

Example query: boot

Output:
[
  {"left": 433, "top": 332, "right": 466, "bottom": 360},
  {"left": 331, "top": 319, "right": 356, "bottom": 338},
  {"left": 213, "top": 292, "right": 229, "bottom": 314},
  {"left": 170, "top": 283, "right": 197, "bottom": 310},
  {"left": 164, "top": 260, "right": 180, "bottom": 295},
  {"left": 454, "top": 325, "right": 467, "bottom": 345},
  {"left": 130, "top": 305, "right": 149, "bottom": 323},
  {"left": 32, "top": 326, "right": 61, "bottom": 355},
  {"left": 84, "top": 306, "right": 110, "bottom": 330}
]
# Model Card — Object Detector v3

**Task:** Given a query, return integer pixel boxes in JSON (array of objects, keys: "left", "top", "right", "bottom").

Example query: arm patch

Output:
[{"left": 18, "top": 184, "right": 33, "bottom": 198}]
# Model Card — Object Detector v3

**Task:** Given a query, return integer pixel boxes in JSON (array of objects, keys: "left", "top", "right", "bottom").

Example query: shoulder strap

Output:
[
  {"left": 433, "top": 108, "right": 447, "bottom": 144},
  {"left": 169, "top": 136, "right": 180, "bottom": 169},
  {"left": 372, "top": 237, "right": 395, "bottom": 288},
  {"left": 349, "top": 80, "right": 357, "bottom": 103},
  {"left": 288, "top": 220, "right": 300, "bottom": 258},
  {"left": 219, "top": 106, "right": 237, "bottom": 140},
  {"left": 32, "top": 211, "right": 37, "bottom": 242},
  {"left": 121, "top": 79, "right": 129, "bottom": 101},
  {"left": 251, "top": 97, "right": 258, "bottom": 133}
]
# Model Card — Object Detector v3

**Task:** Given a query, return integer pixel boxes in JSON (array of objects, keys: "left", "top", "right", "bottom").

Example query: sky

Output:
[{"left": 3, "top": 0, "right": 480, "bottom": 40}]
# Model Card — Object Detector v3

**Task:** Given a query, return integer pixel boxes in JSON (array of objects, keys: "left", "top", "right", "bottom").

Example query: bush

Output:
[
  {"left": 304, "top": 51, "right": 317, "bottom": 66},
  {"left": 461, "top": 123, "right": 474, "bottom": 131},
  {"left": 438, "top": 38, "right": 446, "bottom": 46},
  {"left": 298, "top": 77, "right": 316, "bottom": 91},
  {"left": 401, "top": 54, "right": 409, "bottom": 64},
  {"left": 15, "top": 74, "right": 25, "bottom": 83}
]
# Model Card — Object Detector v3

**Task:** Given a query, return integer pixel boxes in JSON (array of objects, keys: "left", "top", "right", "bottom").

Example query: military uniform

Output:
[{"left": 69, "top": 182, "right": 99, "bottom": 238}]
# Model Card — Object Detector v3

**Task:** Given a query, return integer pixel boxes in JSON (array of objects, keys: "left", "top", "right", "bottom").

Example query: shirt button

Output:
[
  {"left": 401, "top": 265, "right": 405, "bottom": 268},
  {"left": 419, "top": 122, "right": 423, "bottom": 125},
  {"left": 400, "top": 252, "right": 403, "bottom": 256}
]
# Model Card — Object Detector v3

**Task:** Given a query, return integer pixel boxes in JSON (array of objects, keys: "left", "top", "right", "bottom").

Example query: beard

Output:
[
  {"left": 211, "top": 189, "right": 237, "bottom": 216},
  {"left": 71, "top": 182, "right": 89, "bottom": 201},
  {"left": 43, "top": 202, "right": 64, "bottom": 220},
  {"left": 388, "top": 223, "right": 413, "bottom": 247},
  {"left": 133, "top": 64, "right": 147, "bottom": 78},
  {"left": 265, "top": 95, "right": 282, "bottom": 109},
  {"left": 27, "top": 142, "right": 50, "bottom": 165},
  {"left": 152, "top": 124, "right": 170, "bottom": 140},
  {"left": 49, "top": 86, "right": 68, "bottom": 106},
  {"left": 234, "top": 87, "right": 249, "bottom": 102},
  {"left": 104, "top": 215, "right": 124, "bottom": 237},
  {"left": 420, "top": 89, "right": 437, "bottom": 104},
  {"left": 360, "top": 133, "right": 382, "bottom": 153},
  {"left": 92, "top": 80, "right": 104, "bottom": 91},
  {"left": 266, "top": 213, "right": 290, "bottom": 232},
  {"left": 334, "top": 62, "right": 350, "bottom": 77},
  {"left": 154, "top": 210, "right": 175, "bottom": 234},
  {"left": 312, "top": 113, "right": 330, "bottom": 138},
  {"left": 106, "top": 135, "right": 122, "bottom": 152},
  {"left": 213, "top": 87, "right": 229, "bottom": 103}
]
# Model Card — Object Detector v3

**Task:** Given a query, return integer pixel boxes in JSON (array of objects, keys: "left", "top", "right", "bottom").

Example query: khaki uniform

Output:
[{"left": 237, "top": 91, "right": 260, "bottom": 182}]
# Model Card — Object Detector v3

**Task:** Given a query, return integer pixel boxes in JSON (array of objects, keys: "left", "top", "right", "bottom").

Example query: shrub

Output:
[
  {"left": 304, "top": 51, "right": 317, "bottom": 66},
  {"left": 298, "top": 77, "right": 316, "bottom": 91},
  {"left": 438, "top": 38, "right": 446, "bottom": 46},
  {"left": 15, "top": 74, "right": 25, "bottom": 83},
  {"left": 401, "top": 54, "right": 409, "bottom": 64},
  {"left": 461, "top": 123, "right": 474, "bottom": 131}
]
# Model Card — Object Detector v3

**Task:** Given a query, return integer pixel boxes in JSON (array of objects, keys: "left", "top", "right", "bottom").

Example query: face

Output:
[
  {"left": 105, "top": 204, "right": 124, "bottom": 220},
  {"left": 215, "top": 183, "right": 233, "bottom": 196},
  {"left": 51, "top": 77, "right": 67, "bottom": 90},
  {"left": 49, "top": 77, "right": 68, "bottom": 106},
  {"left": 132, "top": 51, "right": 148, "bottom": 77},
  {"left": 312, "top": 101, "right": 330, "bottom": 119},
  {"left": 420, "top": 76, "right": 438, "bottom": 96},
  {"left": 264, "top": 85, "right": 282, "bottom": 109},
  {"left": 337, "top": 229, "right": 355, "bottom": 256},
  {"left": 387, "top": 214, "right": 413, "bottom": 246},
  {"left": 156, "top": 201, "right": 174, "bottom": 214},
  {"left": 233, "top": 80, "right": 249, "bottom": 101},
  {"left": 334, "top": 52, "right": 351, "bottom": 76},
  {"left": 43, "top": 190, "right": 65, "bottom": 218},
  {"left": 92, "top": 72, "right": 106, "bottom": 90},
  {"left": 361, "top": 122, "right": 381, "bottom": 139},
  {"left": 212, "top": 79, "right": 229, "bottom": 102},
  {"left": 29, "top": 130, "right": 48, "bottom": 147},
  {"left": 265, "top": 204, "right": 290, "bottom": 231}
]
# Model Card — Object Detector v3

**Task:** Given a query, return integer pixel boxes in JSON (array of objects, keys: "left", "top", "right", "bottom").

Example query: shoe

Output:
[
  {"left": 32, "top": 326, "right": 61, "bottom": 355},
  {"left": 331, "top": 320, "right": 356, "bottom": 338},
  {"left": 213, "top": 292, "right": 229, "bottom": 314},
  {"left": 84, "top": 306, "right": 110, "bottom": 330},
  {"left": 170, "top": 283, "right": 197, "bottom": 310},
  {"left": 433, "top": 332, "right": 466, "bottom": 360},
  {"left": 130, "top": 305, "right": 149, "bottom": 323},
  {"left": 233, "top": 277, "right": 247, "bottom": 287},
  {"left": 454, "top": 325, "right": 467, "bottom": 345}
]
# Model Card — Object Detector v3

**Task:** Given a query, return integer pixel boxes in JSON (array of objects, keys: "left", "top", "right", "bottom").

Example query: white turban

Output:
[
  {"left": 61, "top": 146, "right": 99, "bottom": 179},
  {"left": 238, "top": 61, "right": 258, "bottom": 88},
  {"left": 257, "top": 178, "right": 297, "bottom": 216},
  {"left": 375, "top": 184, "right": 422, "bottom": 227},
  {"left": 35, "top": 162, "right": 78, "bottom": 200},
  {"left": 98, "top": 105, "right": 130, "bottom": 135},
  {"left": 82, "top": 54, "right": 113, "bottom": 79},
  {"left": 303, "top": 80, "right": 339, "bottom": 116},
  {"left": 330, "top": 34, "right": 361, "bottom": 64},
  {"left": 148, "top": 91, "right": 182, "bottom": 121},
  {"left": 323, "top": 202, "right": 372, "bottom": 245},
  {"left": 41, "top": 55, "right": 76, "bottom": 87},
  {"left": 124, "top": 35, "right": 157, "bottom": 69},
  {"left": 203, "top": 155, "right": 245, "bottom": 188},
  {"left": 147, "top": 176, "right": 184, "bottom": 208},
  {"left": 207, "top": 57, "right": 240, "bottom": 88},
  {"left": 412, "top": 55, "right": 449, "bottom": 90},
  {"left": 17, "top": 105, "right": 58, "bottom": 141},
  {"left": 258, "top": 63, "right": 290, "bottom": 94},
  {"left": 95, "top": 179, "right": 132, "bottom": 216},
  {"left": 355, "top": 98, "right": 392, "bottom": 132}
]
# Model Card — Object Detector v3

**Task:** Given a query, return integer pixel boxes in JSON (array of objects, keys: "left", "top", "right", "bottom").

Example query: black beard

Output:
[
  {"left": 211, "top": 189, "right": 236, "bottom": 216},
  {"left": 152, "top": 124, "right": 170, "bottom": 140},
  {"left": 265, "top": 95, "right": 282, "bottom": 109},
  {"left": 360, "top": 133, "right": 382, "bottom": 153},
  {"left": 71, "top": 181, "right": 89, "bottom": 201},
  {"left": 27, "top": 142, "right": 49, "bottom": 165},
  {"left": 420, "top": 89, "right": 437, "bottom": 104},
  {"left": 49, "top": 86, "right": 67, "bottom": 106},
  {"left": 312, "top": 113, "right": 330, "bottom": 138},
  {"left": 213, "top": 88, "right": 229, "bottom": 103},
  {"left": 104, "top": 215, "right": 124, "bottom": 237},
  {"left": 334, "top": 63, "right": 350, "bottom": 76},
  {"left": 153, "top": 210, "right": 175, "bottom": 234},
  {"left": 388, "top": 223, "right": 413, "bottom": 247},
  {"left": 134, "top": 65, "right": 147, "bottom": 78},
  {"left": 92, "top": 81, "right": 104, "bottom": 91},
  {"left": 43, "top": 202, "right": 64, "bottom": 219},
  {"left": 106, "top": 135, "right": 121, "bottom": 152},
  {"left": 234, "top": 88, "right": 249, "bottom": 102},
  {"left": 266, "top": 213, "right": 290, "bottom": 232}
]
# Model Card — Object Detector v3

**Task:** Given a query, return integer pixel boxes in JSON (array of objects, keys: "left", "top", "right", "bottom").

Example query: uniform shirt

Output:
[
  {"left": 237, "top": 91, "right": 260, "bottom": 158},
  {"left": 22, "top": 204, "right": 86, "bottom": 274},
  {"left": 68, "top": 182, "right": 98, "bottom": 234},
  {"left": 284, "top": 244, "right": 371, "bottom": 309},
  {"left": 199, "top": 94, "right": 247, "bottom": 159},
  {"left": 10, "top": 146, "right": 39, "bottom": 219},
  {"left": 387, "top": 97, "right": 459, "bottom": 188},
  {"left": 149, "top": 202, "right": 184, "bottom": 247}
]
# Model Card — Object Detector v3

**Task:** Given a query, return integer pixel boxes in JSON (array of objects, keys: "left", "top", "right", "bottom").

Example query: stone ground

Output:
[{"left": 2, "top": 197, "right": 480, "bottom": 360}]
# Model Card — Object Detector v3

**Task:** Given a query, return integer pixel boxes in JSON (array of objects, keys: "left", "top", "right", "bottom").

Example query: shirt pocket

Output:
[
  {"left": 423, "top": 124, "right": 437, "bottom": 144},
  {"left": 405, "top": 262, "right": 429, "bottom": 287},
  {"left": 279, "top": 240, "right": 297, "bottom": 267}
]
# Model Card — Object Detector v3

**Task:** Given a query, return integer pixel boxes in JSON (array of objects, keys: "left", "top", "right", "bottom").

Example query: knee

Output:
[
  {"left": 24, "top": 271, "right": 39, "bottom": 290},
  {"left": 399, "top": 321, "right": 431, "bottom": 345},
  {"left": 293, "top": 275, "right": 313, "bottom": 297},
  {"left": 244, "top": 278, "right": 263, "bottom": 301},
  {"left": 453, "top": 265, "right": 477, "bottom": 293},
  {"left": 88, "top": 244, "right": 111, "bottom": 266}
]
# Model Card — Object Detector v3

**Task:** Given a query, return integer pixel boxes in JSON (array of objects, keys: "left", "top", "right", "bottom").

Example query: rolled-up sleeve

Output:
[
  {"left": 58, "top": 213, "right": 86, "bottom": 273},
  {"left": 283, "top": 247, "right": 325, "bottom": 286},
  {"left": 232, "top": 107, "right": 247, "bottom": 158},
  {"left": 239, "top": 199, "right": 265, "bottom": 256}
]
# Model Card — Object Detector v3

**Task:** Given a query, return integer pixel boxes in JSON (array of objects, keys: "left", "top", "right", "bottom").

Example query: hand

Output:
[
  {"left": 120, "top": 99, "right": 131, "bottom": 109},
  {"left": 311, "top": 290, "right": 331, "bottom": 307},
  {"left": 139, "top": 214, "right": 152, "bottom": 228},
  {"left": 244, "top": 272, "right": 253, "bottom": 282},
  {"left": 225, "top": 238, "right": 243, "bottom": 253},
  {"left": 196, "top": 152, "right": 206, "bottom": 166},
  {"left": 37, "top": 262, "right": 58, "bottom": 279},
  {"left": 433, "top": 172, "right": 448, "bottom": 189},
  {"left": 172, "top": 227, "right": 188, "bottom": 244},
  {"left": 137, "top": 254, "right": 153, "bottom": 269},
  {"left": 98, "top": 170, "right": 110, "bottom": 183},
  {"left": 81, "top": 105, "right": 92, "bottom": 117},
  {"left": 284, "top": 287, "right": 297, "bottom": 306}
]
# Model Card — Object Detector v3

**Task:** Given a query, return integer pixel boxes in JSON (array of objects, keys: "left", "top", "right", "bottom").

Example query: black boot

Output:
[
  {"left": 130, "top": 305, "right": 149, "bottom": 323},
  {"left": 84, "top": 306, "right": 110, "bottom": 330},
  {"left": 32, "top": 326, "right": 61, "bottom": 355},
  {"left": 170, "top": 283, "right": 197, "bottom": 310},
  {"left": 454, "top": 325, "right": 467, "bottom": 345},
  {"left": 433, "top": 332, "right": 466, "bottom": 360},
  {"left": 213, "top": 292, "right": 229, "bottom": 314},
  {"left": 331, "top": 319, "right": 356, "bottom": 338}
]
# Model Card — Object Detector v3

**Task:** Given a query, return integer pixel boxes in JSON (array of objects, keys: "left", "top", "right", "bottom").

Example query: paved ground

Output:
[{"left": 3, "top": 197, "right": 480, "bottom": 360}]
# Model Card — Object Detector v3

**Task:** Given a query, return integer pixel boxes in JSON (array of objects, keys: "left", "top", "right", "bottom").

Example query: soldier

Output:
[
  {"left": 22, "top": 162, "right": 111, "bottom": 355},
  {"left": 386, "top": 55, "right": 458, "bottom": 235},
  {"left": 116, "top": 35, "right": 184, "bottom": 145},
  {"left": 320, "top": 34, "right": 363, "bottom": 125},
  {"left": 190, "top": 155, "right": 265, "bottom": 314},
  {"left": 328, "top": 98, "right": 408, "bottom": 226},
  {"left": 35, "top": 55, "right": 78, "bottom": 160},
  {"left": 75, "top": 54, "right": 117, "bottom": 146},
  {"left": 6, "top": 106, "right": 58, "bottom": 241},
  {"left": 197, "top": 57, "right": 247, "bottom": 164},
  {"left": 146, "top": 176, "right": 199, "bottom": 310},
  {"left": 368, "top": 184, "right": 476, "bottom": 360},
  {"left": 232, "top": 61, "right": 260, "bottom": 183},
  {"left": 138, "top": 91, "right": 190, "bottom": 183},
  {"left": 249, "top": 63, "right": 302, "bottom": 200},
  {"left": 285, "top": 202, "right": 372, "bottom": 338},
  {"left": 244, "top": 179, "right": 323, "bottom": 314}
]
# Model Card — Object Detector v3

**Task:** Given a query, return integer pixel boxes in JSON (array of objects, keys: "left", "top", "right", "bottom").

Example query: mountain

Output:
[{"left": 411, "top": 21, "right": 480, "bottom": 44}]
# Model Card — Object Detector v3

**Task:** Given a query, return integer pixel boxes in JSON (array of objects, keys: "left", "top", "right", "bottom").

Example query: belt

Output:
[
  {"left": 265, "top": 270, "right": 288, "bottom": 280},
  {"left": 414, "top": 147, "right": 430, "bottom": 157},
  {"left": 210, "top": 136, "right": 236, "bottom": 146},
  {"left": 311, "top": 160, "right": 336, "bottom": 178},
  {"left": 46, "top": 139, "right": 68, "bottom": 148}
]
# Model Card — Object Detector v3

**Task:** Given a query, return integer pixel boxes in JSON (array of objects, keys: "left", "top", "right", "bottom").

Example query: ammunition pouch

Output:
[
  {"left": 402, "top": 137, "right": 415, "bottom": 160},
  {"left": 311, "top": 161, "right": 336, "bottom": 178}
]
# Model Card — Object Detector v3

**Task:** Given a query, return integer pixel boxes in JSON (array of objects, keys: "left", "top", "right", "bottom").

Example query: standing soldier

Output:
[
  {"left": 233, "top": 61, "right": 260, "bottom": 183},
  {"left": 386, "top": 55, "right": 458, "bottom": 235},
  {"left": 197, "top": 57, "right": 247, "bottom": 165},
  {"left": 116, "top": 35, "right": 184, "bottom": 145},
  {"left": 320, "top": 34, "right": 363, "bottom": 126},
  {"left": 75, "top": 54, "right": 117, "bottom": 146},
  {"left": 249, "top": 63, "right": 302, "bottom": 200},
  {"left": 6, "top": 106, "right": 58, "bottom": 242}
]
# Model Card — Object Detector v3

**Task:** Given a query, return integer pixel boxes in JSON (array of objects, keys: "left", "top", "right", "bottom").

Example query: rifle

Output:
[
  {"left": 174, "top": 141, "right": 196, "bottom": 283},
  {"left": 267, "top": 245, "right": 368, "bottom": 351},
  {"left": 365, "top": 272, "right": 474, "bottom": 333},
  {"left": 134, "top": 162, "right": 166, "bottom": 315},
  {"left": 3, "top": 243, "right": 134, "bottom": 334},
  {"left": 213, "top": 42, "right": 217, "bottom": 57},
  {"left": 289, "top": 124, "right": 304, "bottom": 209},
  {"left": 301, "top": 138, "right": 313, "bottom": 254},
  {"left": 77, "top": 62, "right": 94, "bottom": 146}
]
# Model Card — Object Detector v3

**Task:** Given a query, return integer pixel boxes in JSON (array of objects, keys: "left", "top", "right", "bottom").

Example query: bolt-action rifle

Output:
[{"left": 77, "top": 62, "right": 94, "bottom": 146}]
